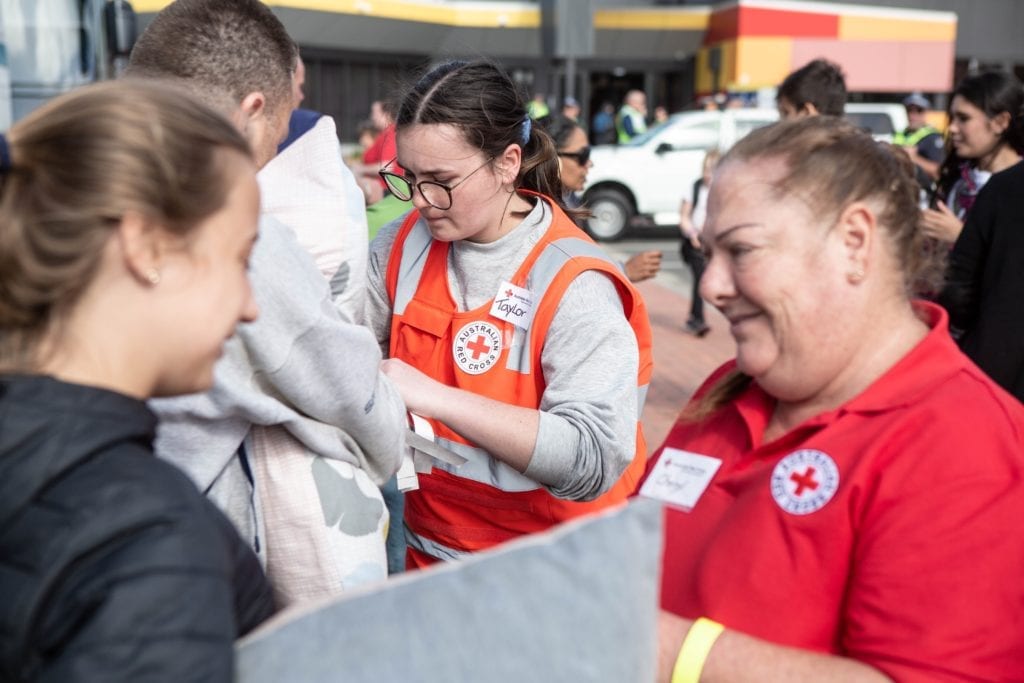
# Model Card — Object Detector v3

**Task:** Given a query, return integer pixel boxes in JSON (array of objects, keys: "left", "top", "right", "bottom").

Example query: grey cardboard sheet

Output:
[{"left": 236, "top": 499, "right": 662, "bottom": 682}]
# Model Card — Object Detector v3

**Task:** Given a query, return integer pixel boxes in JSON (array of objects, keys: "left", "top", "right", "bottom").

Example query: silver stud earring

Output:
[{"left": 146, "top": 269, "right": 161, "bottom": 285}]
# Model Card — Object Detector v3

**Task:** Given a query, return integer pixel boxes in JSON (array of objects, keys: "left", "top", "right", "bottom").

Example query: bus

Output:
[{"left": 0, "top": 0, "right": 135, "bottom": 130}]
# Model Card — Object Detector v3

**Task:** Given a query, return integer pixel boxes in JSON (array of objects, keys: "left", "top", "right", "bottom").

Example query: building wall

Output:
[
  {"left": 694, "top": 2, "right": 957, "bottom": 94},
  {"left": 133, "top": 0, "right": 1022, "bottom": 140},
  {"left": 803, "top": 0, "right": 1024, "bottom": 67}
]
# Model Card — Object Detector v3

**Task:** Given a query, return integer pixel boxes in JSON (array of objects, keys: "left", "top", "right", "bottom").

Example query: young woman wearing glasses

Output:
[{"left": 366, "top": 60, "right": 653, "bottom": 568}]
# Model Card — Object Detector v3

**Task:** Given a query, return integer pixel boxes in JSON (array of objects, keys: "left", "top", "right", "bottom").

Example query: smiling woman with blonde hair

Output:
[
  {"left": 0, "top": 80, "right": 273, "bottom": 681},
  {"left": 641, "top": 116, "right": 1024, "bottom": 681}
]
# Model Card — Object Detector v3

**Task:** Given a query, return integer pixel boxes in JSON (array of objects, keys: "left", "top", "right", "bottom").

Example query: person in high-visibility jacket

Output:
[
  {"left": 366, "top": 59, "right": 653, "bottom": 569},
  {"left": 615, "top": 89, "right": 648, "bottom": 143},
  {"left": 893, "top": 92, "right": 944, "bottom": 186}
]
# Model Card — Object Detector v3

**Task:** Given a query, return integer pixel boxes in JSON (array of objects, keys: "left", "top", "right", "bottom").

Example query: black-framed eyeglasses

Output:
[
  {"left": 379, "top": 156, "right": 494, "bottom": 210},
  {"left": 557, "top": 146, "right": 591, "bottom": 165}
]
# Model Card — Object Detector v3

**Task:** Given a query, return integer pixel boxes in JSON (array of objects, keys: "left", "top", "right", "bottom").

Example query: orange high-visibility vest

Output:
[{"left": 385, "top": 195, "right": 653, "bottom": 566}]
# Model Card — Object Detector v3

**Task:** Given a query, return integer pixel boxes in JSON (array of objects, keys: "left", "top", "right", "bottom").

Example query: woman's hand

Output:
[
  {"left": 920, "top": 201, "right": 964, "bottom": 244},
  {"left": 380, "top": 357, "right": 540, "bottom": 472},
  {"left": 625, "top": 251, "right": 662, "bottom": 283},
  {"left": 380, "top": 358, "right": 447, "bottom": 417}
]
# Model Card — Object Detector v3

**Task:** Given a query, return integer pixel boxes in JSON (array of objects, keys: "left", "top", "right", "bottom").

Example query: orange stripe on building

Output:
[
  {"left": 838, "top": 15, "right": 956, "bottom": 42},
  {"left": 733, "top": 37, "right": 794, "bottom": 91}
]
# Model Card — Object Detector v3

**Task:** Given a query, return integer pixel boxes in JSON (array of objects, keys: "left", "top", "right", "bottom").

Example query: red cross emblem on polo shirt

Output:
[
  {"left": 466, "top": 335, "right": 492, "bottom": 360},
  {"left": 790, "top": 467, "right": 819, "bottom": 496}
]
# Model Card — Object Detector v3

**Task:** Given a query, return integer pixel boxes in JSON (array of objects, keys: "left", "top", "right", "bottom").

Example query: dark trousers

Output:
[{"left": 680, "top": 240, "right": 705, "bottom": 324}]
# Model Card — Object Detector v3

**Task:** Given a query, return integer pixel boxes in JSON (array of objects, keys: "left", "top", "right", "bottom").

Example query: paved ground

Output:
[{"left": 601, "top": 235, "right": 736, "bottom": 449}]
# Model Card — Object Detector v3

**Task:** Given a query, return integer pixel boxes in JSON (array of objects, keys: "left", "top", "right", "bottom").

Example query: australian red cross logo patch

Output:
[
  {"left": 770, "top": 449, "right": 840, "bottom": 515},
  {"left": 452, "top": 321, "right": 502, "bottom": 375}
]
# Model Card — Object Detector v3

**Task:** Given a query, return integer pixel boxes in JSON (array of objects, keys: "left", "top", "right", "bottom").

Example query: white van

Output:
[
  {"left": 582, "top": 108, "right": 778, "bottom": 240},
  {"left": 581, "top": 104, "right": 911, "bottom": 240}
]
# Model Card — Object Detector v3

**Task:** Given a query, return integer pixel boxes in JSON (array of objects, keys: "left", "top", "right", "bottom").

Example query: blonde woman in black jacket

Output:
[{"left": 0, "top": 80, "right": 274, "bottom": 682}]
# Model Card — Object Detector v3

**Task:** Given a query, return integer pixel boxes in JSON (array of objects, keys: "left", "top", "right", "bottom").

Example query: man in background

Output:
[
  {"left": 127, "top": 0, "right": 406, "bottom": 600},
  {"left": 616, "top": 90, "right": 647, "bottom": 142},
  {"left": 562, "top": 96, "right": 581, "bottom": 123},
  {"left": 776, "top": 58, "right": 847, "bottom": 119},
  {"left": 895, "top": 92, "right": 944, "bottom": 183}
]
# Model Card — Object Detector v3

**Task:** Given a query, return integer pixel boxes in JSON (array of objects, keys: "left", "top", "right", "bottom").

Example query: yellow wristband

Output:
[{"left": 670, "top": 617, "right": 725, "bottom": 683}]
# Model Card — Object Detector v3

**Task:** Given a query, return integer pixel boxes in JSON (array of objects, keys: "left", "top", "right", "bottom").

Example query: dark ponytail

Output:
[{"left": 519, "top": 119, "right": 584, "bottom": 217}]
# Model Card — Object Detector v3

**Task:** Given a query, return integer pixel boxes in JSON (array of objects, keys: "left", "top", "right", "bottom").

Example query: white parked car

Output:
[
  {"left": 582, "top": 108, "right": 778, "bottom": 240},
  {"left": 581, "top": 104, "right": 910, "bottom": 240}
]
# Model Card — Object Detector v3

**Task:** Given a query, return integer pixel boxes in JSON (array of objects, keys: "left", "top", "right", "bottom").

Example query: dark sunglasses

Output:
[{"left": 557, "top": 146, "right": 591, "bottom": 165}]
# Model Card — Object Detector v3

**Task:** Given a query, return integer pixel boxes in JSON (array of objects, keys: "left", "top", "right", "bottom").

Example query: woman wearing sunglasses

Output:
[
  {"left": 366, "top": 60, "right": 653, "bottom": 569},
  {"left": 545, "top": 115, "right": 593, "bottom": 201},
  {"left": 541, "top": 113, "right": 661, "bottom": 282}
]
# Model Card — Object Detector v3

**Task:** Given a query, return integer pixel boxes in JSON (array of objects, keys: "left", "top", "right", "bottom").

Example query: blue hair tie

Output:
[
  {"left": 520, "top": 116, "right": 531, "bottom": 146},
  {"left": 0, "top": 134, "right": 10, "bottom": 174}
]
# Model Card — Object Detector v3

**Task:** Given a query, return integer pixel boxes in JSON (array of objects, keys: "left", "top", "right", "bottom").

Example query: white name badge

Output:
[
  {"left": 638, "top": 448, "right": 722, "bottom": 512},
  {"left": 489, "top": 280, "right": 536, "bottom": 330}
]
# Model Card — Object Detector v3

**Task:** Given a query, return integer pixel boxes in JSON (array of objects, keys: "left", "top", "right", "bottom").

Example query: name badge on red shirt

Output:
[{"left": 639, "top": 448, "right": 721, "bottom": 511}]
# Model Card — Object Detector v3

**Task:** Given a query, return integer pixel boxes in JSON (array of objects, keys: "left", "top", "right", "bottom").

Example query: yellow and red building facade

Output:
[{"left": 694, "top": 0, "right": 956, "bottom": 95}]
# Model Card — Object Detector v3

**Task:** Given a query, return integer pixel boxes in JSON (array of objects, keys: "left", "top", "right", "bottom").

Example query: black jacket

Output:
[
  {"left": 0, "top": 375, "right": 275, "bottom": 682},
  {"left": 940, "top": 162, "right": 1024, "bottom": 403}
]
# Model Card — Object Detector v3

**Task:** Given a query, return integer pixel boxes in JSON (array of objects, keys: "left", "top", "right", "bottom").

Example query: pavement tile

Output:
[{"left": 633, "top": 279, "right": 735, "bottom": 452}]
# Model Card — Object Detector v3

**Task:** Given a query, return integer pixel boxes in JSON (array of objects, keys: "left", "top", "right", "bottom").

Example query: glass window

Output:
[{"left": 845, "top": 112, "right": 895, "bottom": 136}]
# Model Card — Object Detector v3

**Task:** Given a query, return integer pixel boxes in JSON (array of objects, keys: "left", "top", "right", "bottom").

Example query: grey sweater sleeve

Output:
[
  {"left": 155, "top": 216, "right": 406, "bottom": 488},
  {"left": 365, "top": 214, "right": 409, "bottom": 356},
  {"left": 523, "top": 271, "right": 639, "bottom": 501},
  {"left": 235, "top": 216, "right": 406, "bottom": 485}
]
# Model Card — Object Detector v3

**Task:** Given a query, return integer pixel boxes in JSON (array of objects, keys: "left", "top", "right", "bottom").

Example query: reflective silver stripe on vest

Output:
[
  {"left": 405, "top": 524, "right": 474, "bottom": 562},
  {"left": 392, "top": 218, "right": 434, "bottom": 315},
  {"left": 432, "top": 437, "right": 540, "bottom": 492},
  {"left": 506, "top": 237, "right": 622, "bottom": 374},
  {"left": 520, "top": 237, "right": 650, "bottom": 420},
  {"left": 503, "top": 325, "right": 529, "bottom": 375}
]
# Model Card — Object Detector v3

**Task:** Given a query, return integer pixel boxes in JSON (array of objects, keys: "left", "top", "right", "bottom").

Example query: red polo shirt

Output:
[
  {"left": 363, "top": 123, "right": 402, "bottom": 190},
  {"left": 643, "top": 302, "right": 1024, "bottom": 681}
]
